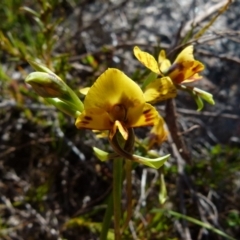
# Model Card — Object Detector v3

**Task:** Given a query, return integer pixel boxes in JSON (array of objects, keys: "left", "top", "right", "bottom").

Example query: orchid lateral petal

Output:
[
  {"left": 93, "top": 147, "right": 118, "bottom": 162},
  {"left": 144, "top": 77, "right": 177, "bottom": 104},
  {"left": 110, "top": 130, "right": 169, "bottom": 169},
  {"left": 133, "top": 154, "right": 170, "bottom": 169},
  {"left": 133, "top": 46, "right": 160, "bottom": 74}
]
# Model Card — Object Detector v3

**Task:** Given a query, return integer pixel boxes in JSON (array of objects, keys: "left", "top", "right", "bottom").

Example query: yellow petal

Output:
[
  {"left": 92, "top": 130, "right": 108, "bottom": 138},
  {"left": 166, "top": 45, "right": 204, "bottom": 84},
  {"left": 158, "top": 50, "right": 171, "bottom": 73},
  {"left": 130, "top": 103, "right": 160, "bottom": 127},
  {"left": 133, "top": 46, "right": 160, "bottom": 74},
  {"left": 84, "top": 68, "right": 145, "bottom": 114},
  {"left": 168, "top": 60, "right": 204, "bottom": 84},
  {"left": 79, "top": 87, "right": 90, "bottom": 95},
  {"left": 75, "top": 108, "right": 112, "bottom": 130},
  {"left": 158, "top": 49, "right": 167, "bottom": 64},
  {"left": 181, "top": 73, "right": 203, "bottom": 83},
  {"left": 148, "top": 116, "right": 168, "bottom": 149},
  {"left": 160, "top": 59, "right": 171, "bottom": 73},
  {"left": 173, "top": 45, "right": 195, "bottom": 64},
  {"left": 109, "top": 120, "right": 128, "bottom": 140},
  {"left": 144, "top": 77, "right": 177, "bottom": 103}
]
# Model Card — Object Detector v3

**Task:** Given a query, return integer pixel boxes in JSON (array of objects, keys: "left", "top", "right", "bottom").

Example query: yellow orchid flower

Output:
[
  {"left": 133, "top": 45, "right": 204, "bottom": 84},
  {"left": 75, "top": 68, "right": 166, "bottom": 142}
]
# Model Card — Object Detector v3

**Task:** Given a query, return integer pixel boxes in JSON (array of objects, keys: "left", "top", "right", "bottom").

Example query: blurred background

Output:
[{"left": 0, "top": 0, "right": 240, "bottom": 239}]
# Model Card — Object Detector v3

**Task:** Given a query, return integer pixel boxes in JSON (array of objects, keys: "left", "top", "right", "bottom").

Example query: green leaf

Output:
[
  {"left": 142, "top": 72, "right": 158, "bottom": 90},
  {"left": 167, "top": 210, "right": 236, "bottom": 240},
  {"left": 27, "top": 60, "right": 56, "bottom": 74},
  {"left": 159, "top": 173, "right": 167, "bottom": 204},
  {"left": 152, "top": 209, "right": 236, "bottom": 240}
]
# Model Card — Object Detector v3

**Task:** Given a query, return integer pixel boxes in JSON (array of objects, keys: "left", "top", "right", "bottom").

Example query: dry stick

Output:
[
  {"left": 197, "top": 49, "right": 240, "bottom": 65},
  {"left": 69, "top": 41, "right": 170, "bottom": 62},
  {"left": 158, "top": 105, "right": 240, "bottom": 120},
  {"left": 175, "top": 107, "right": 240, "bottom": 120},
  {"left": 167, "top": 125, "right": 192, "bottom": 240},
  {"left": 180, "top": 0, "right": 232, "bottom": 37},
  {"left": 165, "top": 99, "right": 192, "bottom": 164}
]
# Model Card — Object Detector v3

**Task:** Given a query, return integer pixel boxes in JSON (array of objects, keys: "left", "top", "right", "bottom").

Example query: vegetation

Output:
[{"left": 1, "top": 0, "right": 240, "bottom": 239}]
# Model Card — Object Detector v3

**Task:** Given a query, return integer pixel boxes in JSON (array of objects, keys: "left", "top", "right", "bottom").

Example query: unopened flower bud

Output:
[{"left": 25, "top": 72, "right": 67, "bottom": 98}]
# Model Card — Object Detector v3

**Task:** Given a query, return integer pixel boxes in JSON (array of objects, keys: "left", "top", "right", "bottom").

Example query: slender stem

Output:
[
  {"left": 122, "top": 160, "right": 132, "bottom": 232},
  {"left": 100, "top": 192, "right": 113, "bottom": 240},
  {"left": 113, "top": 158, "right": 123, "bottom": 240}
]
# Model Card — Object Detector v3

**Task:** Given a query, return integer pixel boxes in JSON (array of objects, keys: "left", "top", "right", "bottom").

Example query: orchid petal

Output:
[
  {"left": 133, "top": 46, "right": 160, "bottom": 74},
  {"left": 144, "top": 77, "right": 177, "bottom": 103}
]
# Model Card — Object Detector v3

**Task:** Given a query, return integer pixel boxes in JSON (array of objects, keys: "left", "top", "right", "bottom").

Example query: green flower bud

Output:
[{"left": 25, "top": 72, "right": 67, "bottom": 98}]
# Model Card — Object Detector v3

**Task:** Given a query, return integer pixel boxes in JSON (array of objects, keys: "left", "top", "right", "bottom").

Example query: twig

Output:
[
  {"left": 198, "top": 48, "right": 240, "bottom": 65},
  {"left": 166, "top": 125, "right": 192, "bottom": 240},
  {"left": 69, "top": 41, "right": 170, "bottom": 62},
  {"left": 181, "top": 0, "right": 232, "bottom": 37},
  {"left": 158, "top": 106, "right": 240, "bottom": 120},
  {"left": 165, "top": 99, "right": 192, "bottom": 164},
  {"left": 0, "top": 138, "right": 54, "bottom": 158},
  {"left": 73, "top": 185, "right": 112, "bottom": 217}
]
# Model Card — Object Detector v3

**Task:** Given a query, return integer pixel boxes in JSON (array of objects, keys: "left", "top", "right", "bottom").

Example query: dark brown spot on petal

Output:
[
  {"left": 192, "top": 65, "right": 202, "bottom": 73},
  {"left": 84, "top": 116, "right": 92, "bottom": 121},
  {"left": 145, "top": 113, "right": 153, "bottom": 118},
  {"left": 173, "top": 73, "right": 184, "bottom": 84},
  {"left": 166, "top": 63, "right": 183, "bottom": 75},
  {"left": 145, "top": 117, "right": 155, "bottom": 122},
  {"left": 143, "top": 109, "right": 151, "bottom": 114},
  {"left": 81, "top": 121, "right": 89, "bottom": 125}
]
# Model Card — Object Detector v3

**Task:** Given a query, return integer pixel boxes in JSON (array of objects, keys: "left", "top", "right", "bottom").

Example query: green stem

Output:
[
  {"left": 113, "top": 158, "right": 123, "bottom": 240},
  {"left": 100, "top": 192, "right": 113, "bottom": 240},
  {"left": 122, "top": 160, "right": 132, "bottom": 233}
]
